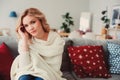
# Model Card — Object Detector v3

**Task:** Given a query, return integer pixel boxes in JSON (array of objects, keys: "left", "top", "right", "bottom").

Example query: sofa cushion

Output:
[
  {"left": 0, "top": 42, "right": 14, "bottom": 80},
  {"left": 67, "top": 45, "right": 111, "bottom": 78},
  {"left": 72, "top": 38, "right": 109, "bottom": 62},
  {"left": 107, "top": 42, "right": 120, "bottom": 74}
]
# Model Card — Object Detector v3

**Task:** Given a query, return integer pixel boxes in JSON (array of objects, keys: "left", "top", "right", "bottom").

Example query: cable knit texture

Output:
[{"left": 10, "top": 31, "right": 66, "bottom": 80}]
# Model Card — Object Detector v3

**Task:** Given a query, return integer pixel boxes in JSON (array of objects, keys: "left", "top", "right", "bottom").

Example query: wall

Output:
[
  {"left": 89, "top": 0, "right": 120, "bottom": 34},
  {"left": 1, "top": 0, "right": 120, "bottom": 36},
  {"left": 0, "top": 0, "right": 89, "bottom": 36}
]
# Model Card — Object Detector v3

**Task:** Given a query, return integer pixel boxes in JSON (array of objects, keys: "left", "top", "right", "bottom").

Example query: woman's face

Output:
[{"left": 22, "top": 15, "right": 45, "bottom": 38}]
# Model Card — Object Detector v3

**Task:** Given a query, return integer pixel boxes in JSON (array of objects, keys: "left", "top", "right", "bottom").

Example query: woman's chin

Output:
[{"left": 31, "top": 34, "right": 37, "bottom": 37}]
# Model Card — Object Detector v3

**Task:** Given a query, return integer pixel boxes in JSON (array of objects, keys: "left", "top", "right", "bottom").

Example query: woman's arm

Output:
[{"left": 18, "top": 27, "right": 31, "bottom": 68}]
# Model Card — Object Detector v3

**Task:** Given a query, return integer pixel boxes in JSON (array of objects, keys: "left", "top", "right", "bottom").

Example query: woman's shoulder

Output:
[
  {"left": 49, "top": 30, "right": 65, "bottom": 43},
  {"left": 49, "top": 30, "right": 60, "bottom": 37}
]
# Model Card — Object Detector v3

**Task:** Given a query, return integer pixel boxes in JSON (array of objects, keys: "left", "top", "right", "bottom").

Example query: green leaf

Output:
[
  {"left": 101, "top": 10, "right": 107, "bottom": 15},
  {"left": 69, "top": 21, "right": 74, "bottom": 25},
  {"left": 101, "top": 16, "right": 105, "bottom": 21},
  {"left": 62, "top": 23, "right": 68, "bottom": 28},
  {"left": 66, "top": 12, "right": 69, "bottom": 18},
  {"left": 104, "top": 19, "right": 110, "bottom": 23},
  {"left": 65, "top": 19, "right": 69, "bottom": 22},
  {"left": 60, "top": 26, "right": 64, "bottom": 29},
  {"left": 68, "top": 17, "right": 72, "bottom": 19}
]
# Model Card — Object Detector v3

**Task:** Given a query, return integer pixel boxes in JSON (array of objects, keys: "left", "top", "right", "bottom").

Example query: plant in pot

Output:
[
  {"left": 101, "top": 10, "right": 110, "bottom": 29},
  {"left": 60, "top": 12, "right": 74, "bottom": 33},
  {"left": 101, "top": 10, "right": 111, "bottom": 38}
]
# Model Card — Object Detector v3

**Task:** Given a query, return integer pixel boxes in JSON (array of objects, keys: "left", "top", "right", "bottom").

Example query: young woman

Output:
[{"left": 10, "top": 8, "right": 66, "bottom": 80}]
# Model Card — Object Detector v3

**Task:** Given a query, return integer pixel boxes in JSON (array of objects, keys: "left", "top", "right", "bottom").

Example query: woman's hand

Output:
[
  {"left": 18, "top": 26, "right": 30, "bottom": 52},
  {"left": 18, "top": 26, "right": 29, "bottom": 41}
]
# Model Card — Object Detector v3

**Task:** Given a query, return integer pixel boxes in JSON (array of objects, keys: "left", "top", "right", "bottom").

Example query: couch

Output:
[
  {"left": 61, "top": 38, "right": 120, "bottom": 80},
  {"left": 0, "top": 36, "right": 120, "bottom": 80}
]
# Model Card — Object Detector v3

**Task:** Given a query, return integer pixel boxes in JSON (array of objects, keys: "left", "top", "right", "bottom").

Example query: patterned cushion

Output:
[
  {"left": 107, "top": 42, "right": 120, "bottom": 74},
  {"left": 67, "top": 45, "right": 111, "bottom": 78}
]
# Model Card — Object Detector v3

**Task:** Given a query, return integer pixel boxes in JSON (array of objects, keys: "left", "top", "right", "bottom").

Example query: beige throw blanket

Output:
[{"left": 10, "top": 31, "right": 66, "bottom": 80}]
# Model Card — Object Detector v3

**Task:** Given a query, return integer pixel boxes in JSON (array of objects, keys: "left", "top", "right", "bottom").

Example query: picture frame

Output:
[
  {"left": 79, "top": 12, "right": 92, "bottom": 32},
  {"left": 111, "top": 5, "right": 120, "bottom": 28}
]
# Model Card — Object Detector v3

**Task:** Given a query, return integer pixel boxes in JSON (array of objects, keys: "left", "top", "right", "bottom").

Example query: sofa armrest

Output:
[
  {"left": 62, "top": 71, "right": 76, "bottom": 80},
  {"left": 61, "top": 39, "right": 73, "bottom": 72}
]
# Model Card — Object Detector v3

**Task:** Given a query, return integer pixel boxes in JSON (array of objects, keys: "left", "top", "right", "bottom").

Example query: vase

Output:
[{"left": 101, "top": 27, "right": 107, "bottom": 35}]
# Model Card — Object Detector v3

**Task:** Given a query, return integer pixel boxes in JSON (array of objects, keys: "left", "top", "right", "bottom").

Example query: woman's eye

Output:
[
  {"left": 31, "top": 21, "right": 36, "bottom": 24},
  {"left": 24, "top": 25, "right": 28, "bottom": 27}
]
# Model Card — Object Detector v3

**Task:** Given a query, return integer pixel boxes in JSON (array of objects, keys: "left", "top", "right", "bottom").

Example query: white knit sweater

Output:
[{"left": 10, "top": 31, "right": 66, "bottom": 80}]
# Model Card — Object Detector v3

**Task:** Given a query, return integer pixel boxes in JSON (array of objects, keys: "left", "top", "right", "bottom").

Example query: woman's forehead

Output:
[{"left": 23, "top": 15, "right": 37, "bottom": 24}]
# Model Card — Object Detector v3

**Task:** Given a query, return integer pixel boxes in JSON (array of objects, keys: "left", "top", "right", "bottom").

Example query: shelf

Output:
[{"left": 58, "top": 32, "right": 69, "bottom": 37}]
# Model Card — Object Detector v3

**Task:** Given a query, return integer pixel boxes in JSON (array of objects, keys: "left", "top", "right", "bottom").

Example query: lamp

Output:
[{"left": 9, "top": 11, "right": 17, "bottom": 17}]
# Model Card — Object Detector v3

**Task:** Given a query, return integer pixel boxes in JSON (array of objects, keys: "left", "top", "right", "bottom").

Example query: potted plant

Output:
[
  {"left": 60, "top": 12, "right": 74, "bottom": 33},
  {"left": 101, "top": 10, "right": 110, "bottom": 29}
]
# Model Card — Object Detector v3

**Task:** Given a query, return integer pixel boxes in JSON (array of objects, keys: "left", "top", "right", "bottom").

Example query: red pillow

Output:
[
  {"left": 67, "top": 45, "right": 111, "bottom": 78},
  {"left": 0, "top": 42, "right": 14, "bottom": 80}
]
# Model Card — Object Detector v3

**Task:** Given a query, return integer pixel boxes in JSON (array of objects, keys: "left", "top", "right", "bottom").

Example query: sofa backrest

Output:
[
  {"left": 71, "top": 38, "right": 120, "bottom": 55},
  {"left": 60, "top": 38, "right": 120, "bottom": 72}
]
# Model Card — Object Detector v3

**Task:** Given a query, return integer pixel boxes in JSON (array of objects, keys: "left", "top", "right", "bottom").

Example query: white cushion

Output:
[{"left": 82, "top": 32, "right": 96, "bottom": 39}]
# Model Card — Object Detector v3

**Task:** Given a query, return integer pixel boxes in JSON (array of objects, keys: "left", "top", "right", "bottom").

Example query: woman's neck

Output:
[{"left": 35, "top": 32, "right": 49, "bottom": 41}]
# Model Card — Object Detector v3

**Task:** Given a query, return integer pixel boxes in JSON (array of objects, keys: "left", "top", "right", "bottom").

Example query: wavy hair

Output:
[{"left": 16, "top": 8, "right": 50, "bottom": 39}]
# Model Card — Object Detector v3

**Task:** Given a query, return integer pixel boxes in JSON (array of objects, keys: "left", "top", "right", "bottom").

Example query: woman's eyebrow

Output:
[{"left": 30, "top": 19, "right": 36, "bottom": 22}]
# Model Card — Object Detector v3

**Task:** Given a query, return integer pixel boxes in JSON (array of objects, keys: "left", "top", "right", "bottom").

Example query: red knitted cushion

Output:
[
  {"left": 0, "top": 42, "right": 14, "bottom": 80},
  {"left": 67, "top": 45, "right": 111, "bottom": 78}
]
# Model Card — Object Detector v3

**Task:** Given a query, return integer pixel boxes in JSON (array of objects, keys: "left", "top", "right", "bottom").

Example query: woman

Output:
[{"left": 10, "top": 8, "right": 66, "bottom": 80}]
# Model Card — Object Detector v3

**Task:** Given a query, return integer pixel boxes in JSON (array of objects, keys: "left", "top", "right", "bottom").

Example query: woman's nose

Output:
[{"left": 28, "top": 25, "right": 34, "bottom": 30}]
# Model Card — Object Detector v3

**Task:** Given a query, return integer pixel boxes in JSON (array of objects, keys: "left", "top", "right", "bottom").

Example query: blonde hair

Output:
[{"left": 16, "top": 8, "right": 50, "bottom": 39}]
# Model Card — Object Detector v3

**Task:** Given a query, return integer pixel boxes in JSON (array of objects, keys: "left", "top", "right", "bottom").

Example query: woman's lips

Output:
[{"left": 31, "top": 30, "right": 36, "bottom": 34}]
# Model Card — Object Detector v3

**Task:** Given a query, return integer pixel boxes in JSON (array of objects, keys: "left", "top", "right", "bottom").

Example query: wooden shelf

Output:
[{"left": 58, "top": 32, "right": 69, "bottom": 37}]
